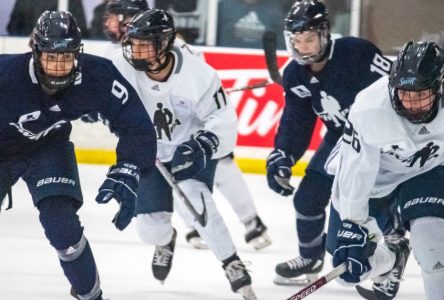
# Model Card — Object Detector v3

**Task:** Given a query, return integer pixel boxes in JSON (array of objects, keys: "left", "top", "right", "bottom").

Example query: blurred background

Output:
[{"left": 0, "top": 0, "right": 443, "bottom": 54}]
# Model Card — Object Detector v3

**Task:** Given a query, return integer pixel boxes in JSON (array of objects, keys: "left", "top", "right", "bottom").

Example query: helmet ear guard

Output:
[
  {"left": 31, "top": 10, "right": 83, "bottom": 91},
  {"left": 283, "top": 0, "right": 331, "bottom": 65},
  {"left": 389, "top": 40, "right": 444, "bottom": 123}
]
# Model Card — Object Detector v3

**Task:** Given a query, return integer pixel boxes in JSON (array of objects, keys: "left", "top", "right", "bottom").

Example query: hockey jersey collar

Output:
[
  {"left": 327, "top": 39, "right": 336, "bottom": 61},
  {"left": 171, "top": 46, "right": 184, "bottom": 75}
]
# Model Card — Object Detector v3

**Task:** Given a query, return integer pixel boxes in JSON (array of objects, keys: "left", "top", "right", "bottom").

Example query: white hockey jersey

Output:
[
  {"left": 110, "top": 46, "right": 238, "bottom": 162},
  {"left": 328, "top": 76, "right": 444, "bottom": 229}
]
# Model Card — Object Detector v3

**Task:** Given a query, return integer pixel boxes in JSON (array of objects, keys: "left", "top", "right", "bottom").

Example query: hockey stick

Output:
[
  {"left": 263, "top": 31, "right": 283, "bottom": 85},
  {"left": 285, "top": 263, "right": 346, "bottom": 300},
  {"left": 155, "top": 159, "right": 208, "bottom": 227},
  {"left": 225, "top": 31, "right": 283, "bottom": 93},
  {"left": 225, "top": 79, "right": 271, "bottom": 93}
]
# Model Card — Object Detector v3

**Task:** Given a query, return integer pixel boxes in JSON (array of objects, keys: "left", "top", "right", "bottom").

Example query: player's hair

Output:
[
  {"left": 389, "top": 40, "right": 444, "bottom": 123},
  {"left": 122, "top": 9, "right": 176, "bottom": 73},
  {"left": 30, "top": 11, "right": 82, "bottom": 91},
  {"left": 284, "top": 0, "right": 331, "bottom": 65},
  {"left": 103, "top": 0, "right": 149, "bottom": 42}
]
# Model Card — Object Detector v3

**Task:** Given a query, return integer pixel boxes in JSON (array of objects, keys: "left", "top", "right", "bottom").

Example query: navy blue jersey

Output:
[
  {"left": 0, "top": 52, "right": 156, "bottom": 172},
  {"left": 276, "top": 37, "right": 392, "bottom": 160}
]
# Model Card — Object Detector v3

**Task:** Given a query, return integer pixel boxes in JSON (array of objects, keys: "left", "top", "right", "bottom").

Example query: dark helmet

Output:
[
  {"left": 30, "top": 11, "right": 82, "bottom": 91},
  {"left": 103, "top": 0, "right": 149, "bottom": 42},
  {"left": 284, "top": 0, "right": 331, "bottom": 65},
  {"left": 389, "top": 40, "right": 444, "bottom": 123},
  {"left": 123, "top": 9, "right": 176, "bottom": 73}
]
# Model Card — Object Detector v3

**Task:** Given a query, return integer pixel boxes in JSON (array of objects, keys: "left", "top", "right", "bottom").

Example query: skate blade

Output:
[
  {"left": 187, "top": 237, "right": 208, "bottom": 250},
  {"left": 273, "top": 273, "right": 319, "bottom": 286},
  {"left": 236, "top": 285, "right": 257, "bottom": 300},
  {"left": 248, "top": 233, "right": 272, "bottom": 250}
]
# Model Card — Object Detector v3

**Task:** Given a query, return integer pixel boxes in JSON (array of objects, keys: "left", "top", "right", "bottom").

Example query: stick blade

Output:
[{"left": 355, "top": 285, "right": 379, "bottom": 300}]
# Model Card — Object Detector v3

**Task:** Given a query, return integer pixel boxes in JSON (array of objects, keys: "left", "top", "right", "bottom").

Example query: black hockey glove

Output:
[
  {"left": 266, "top": 149, "right": 295, "bottom": 196},
  {"left": 95, "top": 162, "right": 140, "bottom": 230},
  {"left": 171, "top": 130, "right": 219, "bottom": 181},
  {"left": 332, "top": 220, "right": 377, "bottom": 283}
]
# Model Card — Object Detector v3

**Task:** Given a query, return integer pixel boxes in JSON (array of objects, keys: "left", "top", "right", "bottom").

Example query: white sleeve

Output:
[
  {"left": 331, "top": 116, "right": 381, "bottom": 231},
  {"left": 194, "top": 72, "right": 238, "bottom": 159}
]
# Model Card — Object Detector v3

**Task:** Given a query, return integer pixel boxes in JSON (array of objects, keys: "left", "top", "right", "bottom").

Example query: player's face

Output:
[
  {"left": 104, "top": 14, "right": 132, "bottom": 41},
  {"left": 130, "top": 38, "right": 168, "bottom": 65},
  {"left": 104, "top": 13, "right": 120, "bottom": 36},
  {"left": 40, "top": 52, "right": 75, "bottom": 77},
  {"left": 291, "top": 31, "right": 321, "bottom": 58},
  {"left": 131, "top": 38, "right": 157, "bottom": 60},
  {"left": 398, "top": 89, "right": 436, "bottom": 113}
]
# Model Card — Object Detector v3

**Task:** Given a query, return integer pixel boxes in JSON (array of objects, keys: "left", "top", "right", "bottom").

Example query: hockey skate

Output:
[
  {"left": 356, "top": 236, "right": 411, "bottom": 300},
  {"left": 274, "top": 256, "right": 324, "bottom": 285},
  {"left": 70, "top": 287, "right": 105, "bottom": 300},
  {"left": 152, "top": 229, "right": 177, "bottom": 284},
  {"left": 224, "top": 260, "right": 257, "bottom": 300},
  {"left": 185, "top": 229, "right": 208, "bottom": 249},
  {"left": 244, "top": 216, "right": 272, "bottom": 250}
]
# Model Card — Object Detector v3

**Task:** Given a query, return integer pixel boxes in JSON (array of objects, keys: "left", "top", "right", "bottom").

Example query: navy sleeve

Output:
[
  {"left": 93, "top": 60, "right": 157, "bottom": 173},
  {"left": 349, "top": 39, "right": 392, "bottom": 92},
  {"left": 275, "top": 66, "right": 317, "bottom": 161}
]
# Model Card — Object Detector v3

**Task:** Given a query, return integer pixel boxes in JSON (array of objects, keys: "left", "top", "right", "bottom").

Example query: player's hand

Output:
[
  {"left": 333, "top": 220, "right": 377, "bottom": 283},
  {"left": 171, "top": 130, "right": 219, "bottom": 181},
  {"left": 266, "top": 149, "right": 295, "bottom": 196},
  {"left": 95, "top": 162, "right": 140, "bottom": 230}
]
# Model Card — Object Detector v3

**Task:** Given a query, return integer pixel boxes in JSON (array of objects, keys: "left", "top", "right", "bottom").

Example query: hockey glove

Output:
[
  {"left": 171, "top": 130, "right": 219, "bottom": 181},
  {"left": 266, "top": 149, "right": 295, "bottom": 196},
  {"left": 333, "top": 220, "right": 377, "bottom": 283},
  {"left": 95, "top": 162, "right": 140, "bottom": 230}
]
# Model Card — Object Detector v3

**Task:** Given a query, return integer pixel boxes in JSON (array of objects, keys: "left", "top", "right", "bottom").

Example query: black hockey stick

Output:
[
  {"left": 285, "top": 263, "right": 346, "bottom": 300},
  {"left": 155, "top": 159, "right": 208, "bottom": 227},
  {"left": 263, "top": 31, "right": 283, "bottom": 85}
]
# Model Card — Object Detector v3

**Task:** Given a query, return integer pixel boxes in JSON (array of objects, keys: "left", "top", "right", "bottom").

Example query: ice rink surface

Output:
[{"left": 0, "top": 164, "right": 425, "bottom": 300}]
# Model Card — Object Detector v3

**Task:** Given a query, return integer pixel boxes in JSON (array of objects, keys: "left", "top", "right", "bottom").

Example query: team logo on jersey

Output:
[
  {"left": 10, "top": 119, "right": 67, "bottom": 141},
  {"left": 153, "top": 103, "right": 180, "bottom": 141},
  {"left": 18, "top": 111, "right": 40, "bottom": 123},
  {"left": 290, "top": 85, "right": 311, "bottom": 98},
  {"left": 314, "top": 91, "right": 349, "bottom": 127},
  {"left": 381, "top": 142, "right": 440, "bottom": 168}
]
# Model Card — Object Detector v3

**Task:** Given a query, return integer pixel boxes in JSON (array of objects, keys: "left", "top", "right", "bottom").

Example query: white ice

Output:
[{"left": 0, "top": 164, "right": 425, "bottom": 300}]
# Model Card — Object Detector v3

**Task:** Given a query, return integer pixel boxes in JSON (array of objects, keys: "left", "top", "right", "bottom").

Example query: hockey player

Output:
[
  {"left": 327, "top": 40, "right": 444, "bottom": 300},
  {"left": 266, "top": 0, "right": 395, "bottom": 285},
  {"left": 103, "top": 0, "right": 149, "bottom": 45},
  {"left": 110, "top": 9, "right": 257, "bottom": 299},
  {"left": 100, "top": 0, "right": 271, "bottom": 251},
  {"left": 0, "top": 11, "right": 156, "bottom": 300}
]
